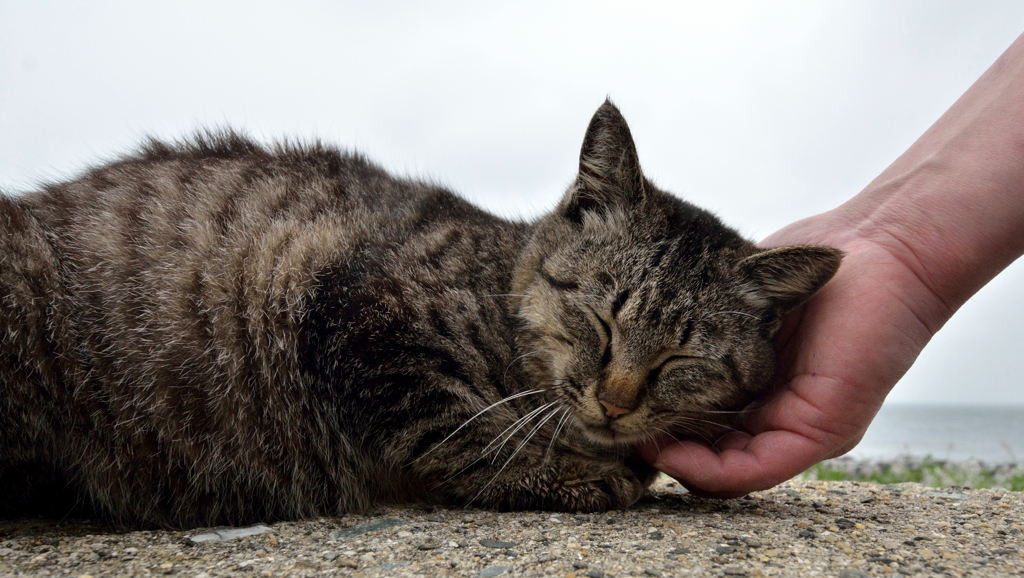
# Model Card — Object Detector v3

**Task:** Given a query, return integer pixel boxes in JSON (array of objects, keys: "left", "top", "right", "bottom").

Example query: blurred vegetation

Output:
[{"left": 800, "top": 456, "right": 1024, "bottom": 491}]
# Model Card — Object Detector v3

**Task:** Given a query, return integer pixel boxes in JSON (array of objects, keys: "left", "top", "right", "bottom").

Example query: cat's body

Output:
[{"left": 0, "top": 103, "right": 840, "bottom": 528}]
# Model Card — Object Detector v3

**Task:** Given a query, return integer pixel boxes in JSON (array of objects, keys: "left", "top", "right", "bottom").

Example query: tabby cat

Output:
[{"left": 0, "top": 102, "right": 840, "bottom": 528}]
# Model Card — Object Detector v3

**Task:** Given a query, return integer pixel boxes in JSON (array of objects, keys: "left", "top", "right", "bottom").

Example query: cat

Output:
[{"left": 0, "top": 101, "right": 841, "bottom": 528}]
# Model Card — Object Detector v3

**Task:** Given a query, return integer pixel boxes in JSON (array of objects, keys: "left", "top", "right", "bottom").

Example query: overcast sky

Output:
[{"left": 2, "top": 1, "right": 1024, "bottom": 405}]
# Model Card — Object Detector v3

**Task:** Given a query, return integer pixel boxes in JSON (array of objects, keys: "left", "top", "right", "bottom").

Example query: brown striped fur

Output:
[{"left": 0, "top": 102, "right": 841, "bottom": 528}]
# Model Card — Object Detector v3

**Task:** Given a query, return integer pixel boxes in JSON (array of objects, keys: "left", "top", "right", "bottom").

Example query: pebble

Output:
[
  {"left": 187, "top": 524, "right": 272, "bottom": 543},
  {"left": 479, "top": 538, "right": 517, "bottom": 549},
  {"left": 329, "top": 517, "right": 408, "bottom": 540},
  {"left": 480, "top": 565, "right": 511, "bottom": 577},
  {"left": 337, "top": 556, "right": 359, "bottom": 568}
]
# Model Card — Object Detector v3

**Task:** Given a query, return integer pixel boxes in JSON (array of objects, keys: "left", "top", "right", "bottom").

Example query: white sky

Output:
[{"left": 2, "top": 1, "right": 1023, "bottom": 405}]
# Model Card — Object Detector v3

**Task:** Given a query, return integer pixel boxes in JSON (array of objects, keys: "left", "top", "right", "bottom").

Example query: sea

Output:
[{"left": 847, "top": 403, "right": 1024, "bottom": 463}]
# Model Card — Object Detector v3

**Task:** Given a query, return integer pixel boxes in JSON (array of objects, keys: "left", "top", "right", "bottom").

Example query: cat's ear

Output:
[
  {"left": 737, "top": 246, "right": 843, "bottom": 312},
  {"left": 560, "top": 100, "right": 646, "bottom": 224}
]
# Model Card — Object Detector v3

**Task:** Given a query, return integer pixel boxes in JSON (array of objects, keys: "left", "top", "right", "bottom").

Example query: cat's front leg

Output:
[{"left": 437, "top": 450, "right": 657, "bottom": 513}]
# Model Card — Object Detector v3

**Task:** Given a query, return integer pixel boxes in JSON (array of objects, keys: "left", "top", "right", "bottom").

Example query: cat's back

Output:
[
  {"left": 21, "top": 131, "right": 465, "bottom": 251},
  {"left": 10, "top": 132, "right": 513, "bottom": 417}
]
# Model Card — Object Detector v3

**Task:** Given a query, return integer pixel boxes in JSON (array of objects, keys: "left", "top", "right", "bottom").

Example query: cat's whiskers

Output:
[
  {"left": 666, "top": 417, "right": 727, "bottom": 446},
  {"left": 651, "top": 427, "right": 684, "bottom": 446},
  {"left": 503, "top": 349, "right": 539, "bottom": 383},
  {"left": 699, "top": 310, "right": 761, "bottom": 322},
  {"left": 543, "top": 407, "right": 573, "bottom": 462},
  {"left": 500, "top": 404, "right": 564, "bottom": 471},
  {"left": 435, "top": 395, "right": 567, "bottom": 486},
  {"left": 470, "top": 403, "right": 564, "bottom": 506},
  {"left": 408, "top": 388, "right": 546, "bottom": 465},
  {"left": 483, "top": 400, "right": 560, "bottom": 461}
]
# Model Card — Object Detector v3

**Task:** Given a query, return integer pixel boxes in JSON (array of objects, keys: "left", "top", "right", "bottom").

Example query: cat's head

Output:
[{"left": 513, "top": 101, "right": 841, "bottom": 447}]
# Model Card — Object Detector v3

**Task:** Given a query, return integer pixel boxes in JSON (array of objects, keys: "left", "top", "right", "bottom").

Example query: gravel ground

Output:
[{"left": 1, "top": 477, "right": 1021, "bottom": 577}]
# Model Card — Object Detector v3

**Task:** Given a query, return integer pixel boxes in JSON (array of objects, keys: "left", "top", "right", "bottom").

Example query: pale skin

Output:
[{"left": 640, "top": 31, "right": 1024, "bottom": 497}]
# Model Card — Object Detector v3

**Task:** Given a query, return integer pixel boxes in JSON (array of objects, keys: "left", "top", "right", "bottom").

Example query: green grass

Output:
[{"left": 800, "top": 456, "right": 1024, "bottom": 491}]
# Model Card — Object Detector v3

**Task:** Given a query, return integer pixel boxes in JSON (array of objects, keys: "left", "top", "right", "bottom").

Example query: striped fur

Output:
[{"left": 0, "top": 102, "right": 840, "bottom": 528}]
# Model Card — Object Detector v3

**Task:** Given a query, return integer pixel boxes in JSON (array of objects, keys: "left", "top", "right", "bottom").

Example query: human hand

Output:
[{"left": 639, "top": 210, "right": 949, "bottom": 497}]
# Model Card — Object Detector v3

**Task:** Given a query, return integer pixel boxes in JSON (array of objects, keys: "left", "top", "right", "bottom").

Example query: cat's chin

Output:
[{"left": 576, "top": 423, "right": 642, "bottom": 447}]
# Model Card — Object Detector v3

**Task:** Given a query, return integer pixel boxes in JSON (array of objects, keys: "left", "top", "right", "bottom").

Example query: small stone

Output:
[
  {"left": 740, "top": 537, "right": 761, "bottom": 548},
  {"left": 763, "top": 549, "right": 780, "bottom": 558},
  {"left": 585, "top": 571, "right": 605, "bottom": 578},
  {"left": 835, "top": 519, "right": 855, "bottom": 530},
  {"left": 417, "top": 543, "right": 440, "bottom": 550},
  {"left": 189, "top": 524, "right": 273, "bottom": 543},
  {"left": 378, "top": 561, "right": 412, "bottom": 572},
  {"left": 723, "top": 566, "right": 748, "bottom": 576},
  {"left": 838, "top": 570, "right": 870, "bottom": 578},
  {"left": 668, "top": 547, "right": 690, "bottom": 555},
  {"left": 329, "top": 518, "right": 408, "bottom": 540},
  {"left": 572, "top": 561, "right": 589, "bottom": 569},
  {"left": 397, "top": 531, "right": 414, "bottom": 538},
  {"left": 924, "top": 491, "right": 971, "bottom": 501},
  {"left": 644, "top": 569, "right": 662, "bottom": 577},
  {"left": 322, "top": 551, "right": 339, "bottom": 561},
  {"left": 918, "top": 549, "right": 937, "bottom": 560},
  {"left": 426, "top": 516, "right": 445, "bottom": 523},
  {"left": 798, "top": 529, "right": 815, "bottom": 538},
  {"left": 479, "top": 539, "right": 517, "bottom": 549},
  {"left": 648, "top": 531, "right": 664, "bottom": 540},
  {"left": 480, "top": 566, "right": 511, "bottom": 577},
  {"left": 716, "top": 545, "right": 735, "bottom": 554},
  {"left": 337, "top": 556, "right": 359, "bottom": 569}
]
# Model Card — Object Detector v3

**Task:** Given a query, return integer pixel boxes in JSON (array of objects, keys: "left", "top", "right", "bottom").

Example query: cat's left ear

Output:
[
  {"left": 560, "top": 100, "right": 646, "bottom": 224},
  {"left": 737, "top": 246, "right": 843, "bottom": 313}
]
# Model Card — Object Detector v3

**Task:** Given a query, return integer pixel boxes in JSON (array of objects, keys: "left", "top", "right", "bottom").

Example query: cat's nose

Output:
[{"left": 599, "top": 400, "right": 632, "bottom": 419}]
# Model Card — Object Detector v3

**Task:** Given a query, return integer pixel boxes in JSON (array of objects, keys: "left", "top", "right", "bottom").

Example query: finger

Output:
[
  {"left": 716, "top": 431, "right": 753, "bottom": 452},
  {"left": 641, "top": 429, "right": 829, "bottom": 498}
]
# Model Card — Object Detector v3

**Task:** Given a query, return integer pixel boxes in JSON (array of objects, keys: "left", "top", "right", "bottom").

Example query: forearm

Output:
[{"left": 836, "top": 31, "right": 1024, "bottom": 324}]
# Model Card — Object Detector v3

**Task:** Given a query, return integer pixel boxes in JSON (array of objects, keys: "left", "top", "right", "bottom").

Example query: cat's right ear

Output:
[{"left": 560, "top": 100, "right": 646, "bottom": 224}]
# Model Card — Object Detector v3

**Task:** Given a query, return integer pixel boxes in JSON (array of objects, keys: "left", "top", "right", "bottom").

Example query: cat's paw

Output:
[{"left": 470, "top": 456, "right": 656, "bottom": 513}]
